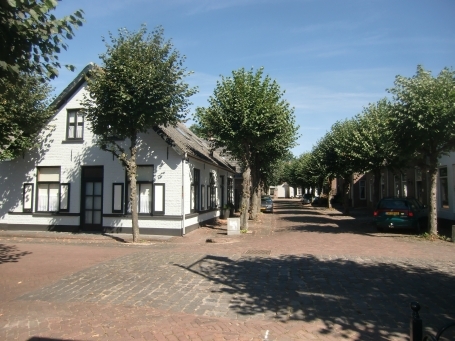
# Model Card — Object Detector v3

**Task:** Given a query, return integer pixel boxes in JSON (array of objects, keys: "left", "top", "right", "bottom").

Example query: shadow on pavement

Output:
[
  {"left": 27, "top": 336, "right": 84, "bottom": 341},
  {"left": 0, "top": 243, "right": 32, "bottom": 264},
  {"left": 273, "top": 200, "right": 427, "bottom": 237},
  {"left": 178, "top": 253, "right": 455, "bottom": 340}
]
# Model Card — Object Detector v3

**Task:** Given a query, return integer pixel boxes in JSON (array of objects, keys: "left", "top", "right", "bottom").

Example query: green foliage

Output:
[
  {"left": 83, "top": 25, "right": 197, "bottom": 156},
  {"left": 188, "top": 123, "right": 205, "bottom": 137},
  {"left": 388, "top": 65, "right": 455, "bottom": 165},
  {"left": 194, "top": 67, "right": 298, "bottom": 169},
  {"left": 0, "top": 73, "right": 53, "bottom": 160},
  {"left": 0, "top": 0, "right": 84, "bottom": 83}
]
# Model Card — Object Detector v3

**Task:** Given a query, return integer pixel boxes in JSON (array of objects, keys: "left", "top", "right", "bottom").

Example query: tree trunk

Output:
[
  {"left": 342, "top": 176, "right": 351, "bottom": 215},
  {"left": 428, "top": 165, "right": 438, "bottom": 235},
  {"left": 128, "top": 133, "right": 139, "bottom": 242},
  {"left": 372, "top": 168, "right": 382, "bottom": 209},
  {"left": 240, "top": 167, "right": 251, "bottom": 230},
  {"left": 327, "top": 177, "right": 333, "bottom": 209},
  {"left": 249, "top": 167, "right": 261, "bottom": 220}
]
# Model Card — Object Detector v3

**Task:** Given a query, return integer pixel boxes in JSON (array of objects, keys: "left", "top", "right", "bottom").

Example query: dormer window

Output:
[{"left": 67, "top": 110, "right": 84, "bottom": 139}]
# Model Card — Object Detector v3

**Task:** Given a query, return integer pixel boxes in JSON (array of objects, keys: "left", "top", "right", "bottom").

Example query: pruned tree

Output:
[
  {"left": 388, "top": 65, "right": 455, "bottom": 235},
  {"left": 0, "top": 0, "right": 84, "bottom": 84},
  {"left": 0, "top": 73, "right": 53, "bottom": 160},
  {"left": 195, "top": 67, "right": 298, "bottom": 228},
  {"left": 82, "top": 25, "right": 197, "bottom": 242}
]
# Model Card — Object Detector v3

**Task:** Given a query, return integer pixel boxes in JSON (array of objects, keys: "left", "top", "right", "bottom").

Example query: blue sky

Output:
[{"left": 51, "top": 0, "right": 455, "bottom": 156}]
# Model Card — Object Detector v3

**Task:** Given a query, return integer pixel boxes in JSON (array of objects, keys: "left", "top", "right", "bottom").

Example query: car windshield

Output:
[{"left": 378, "top": 200, "right": 409, "bottom": 209}]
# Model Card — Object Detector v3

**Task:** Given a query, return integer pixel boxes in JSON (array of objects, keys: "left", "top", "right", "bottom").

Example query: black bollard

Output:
[{"left": 411, "top": 302, "right": 423, "bottom": 341}]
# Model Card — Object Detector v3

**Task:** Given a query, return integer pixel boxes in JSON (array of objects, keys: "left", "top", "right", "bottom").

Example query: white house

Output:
[
  {"left": 269, "top": 183, "right": 301, "bottom": 198},
  {"left": 0, "top": 64, "right": 236, "bottom": 236}
]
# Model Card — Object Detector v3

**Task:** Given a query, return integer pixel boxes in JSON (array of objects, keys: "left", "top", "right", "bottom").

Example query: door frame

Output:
[{"left": 80, "top": 166, "right": 104, "bottom": 232}]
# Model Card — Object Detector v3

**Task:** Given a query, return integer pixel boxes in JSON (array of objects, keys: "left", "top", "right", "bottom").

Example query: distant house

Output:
[
  {"left": 269, "top": 183, "right": 301, "bottom": 198},
  {"left": 0, "top": 64, "right": 236, "bottom": 236}
]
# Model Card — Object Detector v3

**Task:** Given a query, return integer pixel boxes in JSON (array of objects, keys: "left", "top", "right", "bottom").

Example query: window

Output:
[
  {"left": 127, "top": 165, "right": 154, "bottom": 214},
  {"left": 36, "top": 167, "right": 69, "bottom": 212},
  {"left": 440, "top": 167, "right": 449, "bottom": 209},
  {"left": 192, "top": 169, "right": 200, "bottom": 212},
  {"left": 60, "top": 183, "right": 70, "bottom": 212},
  {"left": 112, "top": 183, "right": 124, "bottom": 213},
  {"left": 23, "top": 183, "right": 34, "bottom": 212},
  {"left": 220, "top": 175, "right": 225, "bottom": 209},
  {"left": 401, "top": 174, "right": 408, "bottom": 197},
  {"left": 153, "top": 183, "right": 165, "bottom": 215},
  {"left": 209, "top": 172, "right": 216, "bottom": 209},
  {"left": 227, "top": 177, "right": 234, "bottom": 204},
  {"left": 359, "top": 180, "right": 366, "bottom": 200},
  {"left": 67, "top": 110, "right": 84, "bottom": 139},
  {"left": 201, "top": 185, "right": 205, "bottom": 210},
  {"left": 415, "top": 168, "right": 423, "bottom": 202},
  {"left": 394, "top": 175, "right": 400, "bottom": 197},
  {"left": 381, "top": 173, "right": 386, "bottom": 198}
]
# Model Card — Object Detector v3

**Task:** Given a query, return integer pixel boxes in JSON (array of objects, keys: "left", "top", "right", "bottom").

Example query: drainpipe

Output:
[{"left": 181, "top": 153, "right": 187, "bottom": 236}]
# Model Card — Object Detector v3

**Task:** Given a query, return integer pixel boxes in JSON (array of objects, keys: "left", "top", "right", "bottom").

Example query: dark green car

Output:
[{"left": 373, "top": 197, "right": 427, "bottom": 232}]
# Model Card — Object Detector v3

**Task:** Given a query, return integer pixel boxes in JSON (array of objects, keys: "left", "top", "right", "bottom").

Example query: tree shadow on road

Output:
[
  {"left": 0, "top": 243, "right": 32, "bottom": 264},
  {"left": 178, "top": 253, "right": 455, "bottom": 340}
]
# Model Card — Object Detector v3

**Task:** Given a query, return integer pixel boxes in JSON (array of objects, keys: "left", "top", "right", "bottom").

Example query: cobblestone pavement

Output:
[{"left": 1, "top": 199, "right": 454, "bottom": 340}]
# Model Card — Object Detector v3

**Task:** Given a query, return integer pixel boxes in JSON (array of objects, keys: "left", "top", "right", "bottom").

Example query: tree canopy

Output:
[
  {"left": 0, "top": 0, "right": 84, "bottom": 84},
  {"left": 83, "top": 25, "right": 197, "bottom": 242},
  {"left": 195, "top": 67, "right": 298, "bottom": 225},
  {"left": 0, "top": 73, "right": 53, "bottom": 160},
  {"left": 388, "top": 65, "right": 455, "bottom": 235}
]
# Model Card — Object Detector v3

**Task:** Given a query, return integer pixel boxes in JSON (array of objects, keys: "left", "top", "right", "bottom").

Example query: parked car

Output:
[
  {"left": 301, "top": 193, "right": 313, "bottom": 204},
  {"left": 373, "top": 197, "right": 427, "bottom": 232},
  {"left": 261, "top": 196, "right": 273, "bottom": 213}
]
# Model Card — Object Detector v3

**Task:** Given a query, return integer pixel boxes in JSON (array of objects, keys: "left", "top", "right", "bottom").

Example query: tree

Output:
[
  {"left": 0, "top": 73, "right": 53, "bottom": 159},
  {"left": 329, "top": 118, "right": 363, "bottom": 212},
  {"left": 0, "top": 0, "right": 84, "bottom": 85},
  {"left": 188, "top": 123, "right": 205, "bottom": 137},
  {"left": 348, "top": 99, "right": 405, "bottom": 208},
  {"left": 82, "top": 26, "right": 197, "bottom": 242},
  {"left": 388, "top": 65, "right": 455, "bottom": 235},
  {"left": 195, "top": 67, "right": 298, "bottom": 228}
]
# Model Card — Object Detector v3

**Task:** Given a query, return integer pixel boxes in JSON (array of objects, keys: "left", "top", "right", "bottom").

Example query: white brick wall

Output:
[{"left": 0, "top": 80, "right": 235, "bottom": 235}]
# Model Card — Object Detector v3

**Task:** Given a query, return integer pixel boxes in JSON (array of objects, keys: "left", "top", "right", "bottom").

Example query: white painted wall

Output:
[{"left": 0, "top": 80, "right": 235, "bottom": 234}]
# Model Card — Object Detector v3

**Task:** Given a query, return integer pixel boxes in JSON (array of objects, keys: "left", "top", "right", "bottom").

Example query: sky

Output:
[{"left": 50, "top": 0, "right": 455, "bottom": 156}]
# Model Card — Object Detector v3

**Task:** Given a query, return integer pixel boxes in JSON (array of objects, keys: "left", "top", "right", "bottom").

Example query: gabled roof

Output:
[
  {"left": 51, "top": 63, "right": 95, "bottom": 109},
  {"left": 154, "top": 122, "right": 236, "bottom": 171},
  {"left": 52, "top": 63, "right": 236, "bottom": 172}
]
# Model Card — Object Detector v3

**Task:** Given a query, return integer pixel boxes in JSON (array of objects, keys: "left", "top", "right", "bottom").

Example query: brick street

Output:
[{"left": 1, "top": 199, "right": 454, "bottom": 340}]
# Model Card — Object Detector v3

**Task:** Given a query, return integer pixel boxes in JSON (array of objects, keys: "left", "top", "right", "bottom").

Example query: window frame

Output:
[
  {"left": 192, "top": 169, "right": 200, "bottom": 213},
  {"left": 220, "top": 175, "right": 225, "bottom": 209},
  {"left": 209, "top": 172, "right": 216, "bottom": 209},
  {"left": 23, "top": 183, "right": 34, "bottom": 212},
  {"left": 126, "top": 165, "right": 155, "bottom": 215},
  {"left": 153, "top": 183, "right": 165, "bottom": 215},
  {"left": 66, "top": 109, "right": 84, "bottom": 140},
  {"left": 112, "top": 183, "right": 124, "bottom": 213},
  {"left": 36, "top": 167, "right": 62, "bottom": 213},
  {"left": 201, "top": 185, "right": 205, "bottom": 210},
  {"left": 439, "top": 166, "right": 449, "bottom": 209},
  {"left": 59, "top": 183, "right": 70, "bottom": 212},
  {"left": 227, "top": 177, "right": 234, "bottom": 205}
]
